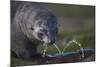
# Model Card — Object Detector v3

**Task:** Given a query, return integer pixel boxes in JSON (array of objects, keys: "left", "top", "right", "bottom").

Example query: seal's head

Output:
[
  {"left": 15, "top": 4, "right": 59, "bottom": 44},
  {"left": 30, "top": 13, "right": 58, "bottom": 44}
]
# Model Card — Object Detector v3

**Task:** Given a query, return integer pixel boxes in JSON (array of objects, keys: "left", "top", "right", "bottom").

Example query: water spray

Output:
[
  {"left": 42, "top": 43, "right": 48, "bottom": 57},
  {"left": 42, "top": 39, "right": 84, "bottom": 58},
  {"left": 62, "top": 39, "right": 84, "bottom": 58},
  {"left": 53, "top": 43, "right": 62, "bottom": 54}
]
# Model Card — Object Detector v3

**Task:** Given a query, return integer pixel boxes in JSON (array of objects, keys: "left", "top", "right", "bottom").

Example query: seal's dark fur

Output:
[{"left": 11, "top": 1, "right": 58, "bottom": 59}]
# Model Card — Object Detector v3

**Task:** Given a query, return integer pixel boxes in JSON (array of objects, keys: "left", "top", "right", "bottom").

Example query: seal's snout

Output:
[
  {"left": 50, "top": 40, "right": 55, "bottom": 44},
  {"left": 43, "top": 38, "right": 55, "bottom": 44},
  {"left": 49, "top": 35, "right": 58, "bottom": 45}
]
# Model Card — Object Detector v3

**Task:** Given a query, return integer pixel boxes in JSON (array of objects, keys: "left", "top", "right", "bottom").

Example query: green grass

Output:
[
  {"left": 11, "top": 28, "right": 95, "bottom": 66},
  {"left": 12, "top": 22, "right": 95, "bottom": 66},
  {"left": 37, "top": 30, "right": 95, "bottom": 54}
]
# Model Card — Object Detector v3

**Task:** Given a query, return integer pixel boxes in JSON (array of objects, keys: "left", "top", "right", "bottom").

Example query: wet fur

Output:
[{"left": 11, "top": 1, "right": 58, "bottom": 59}]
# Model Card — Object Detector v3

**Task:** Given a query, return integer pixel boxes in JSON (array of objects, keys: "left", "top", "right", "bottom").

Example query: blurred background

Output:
[
  {"left": 12, "top": 2, "right": 95, "bottom": 66},
  {"left": 37, "top": 3, "right": 95, "bottom": 54}
]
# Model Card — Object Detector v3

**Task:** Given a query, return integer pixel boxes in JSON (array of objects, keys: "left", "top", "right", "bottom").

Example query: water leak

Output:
[
  {"left": 42, "top": 43, "right": 62, "bottom": 57},
  {"left": 42, "top": 43, "right": 48, "bottom": 57},
  {"left": 72, "top": 40, "right": 84, "bottom": 58},
  {"left": 62, "top": 39, "right": 84, "bottom": 58},
  {"left": 53, "top": 43, "right": 62, "bottom": 54},
  {"left": 42, "top": 39, "right": 84, "bottom": 59}
]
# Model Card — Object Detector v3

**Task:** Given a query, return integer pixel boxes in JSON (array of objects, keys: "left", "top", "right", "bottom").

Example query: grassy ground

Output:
[{"left": 11, "top": 21, "right": 95, "bottom": 66}]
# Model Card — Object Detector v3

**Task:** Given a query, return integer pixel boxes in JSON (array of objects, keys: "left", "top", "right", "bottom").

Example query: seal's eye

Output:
[
  {"left": 30, "top": 27, "right": 34, "bottom": 30},
  {"left": 38, "top": 32, "right": 44, "bottom": 40},
  {"left": 38, "top": 33, "right": 44, "bottom": 36}
]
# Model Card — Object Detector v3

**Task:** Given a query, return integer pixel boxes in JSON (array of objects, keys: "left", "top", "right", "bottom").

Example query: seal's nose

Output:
[{"left": 50, "top": 41, "right": 55, "bottom": 44}]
